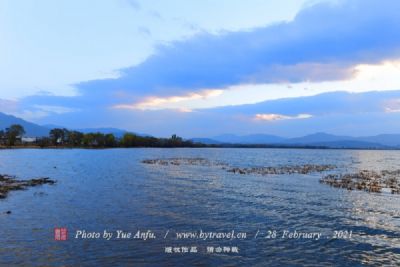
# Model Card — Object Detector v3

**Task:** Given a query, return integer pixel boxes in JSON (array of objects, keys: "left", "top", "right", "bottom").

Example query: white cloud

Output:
[
  {"left": 9, "top": 105, "right": 80, "bottom": 121},
  {"left": 33, "top": 105, "right": 80, "bottom": 114},
  {"left": 384, "top": 98, "right": 400, "bottom": 113},
  {"left": 385, "top": 108, "right": 400, "bottom": 113},
  {"left": 171, "top": 60, "right": 400, "bottom": 110},
  {"left": 112, "top": 89, "right": 223, "bottom": 110},
  {"left": 12, "top": 110, "right": 50, "bottom": 120},
  {"left": 254, "top": 113, "right": 313, "bottom": 121}
]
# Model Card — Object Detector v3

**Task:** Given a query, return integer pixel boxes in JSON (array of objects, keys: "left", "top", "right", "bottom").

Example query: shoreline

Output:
[{"left": 0, "top": 145, "right": 399, "bottom": 151}]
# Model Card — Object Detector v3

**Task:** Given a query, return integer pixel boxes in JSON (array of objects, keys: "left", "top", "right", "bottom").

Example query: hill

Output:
[{"left": 0, "top": 112, "right": 49, "bottom": 137}]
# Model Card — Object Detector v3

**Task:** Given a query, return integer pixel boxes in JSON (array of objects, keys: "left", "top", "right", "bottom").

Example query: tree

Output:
[
  {"left": 37, "top": 137, "right": 51, "bottom": 148},
  {"left": 121, "top": 133, "right": 138, "bottom": 147},
  {"left": 0, "top": 130, "right": 5, "bottom": 145},
  {"left": 66, "top": 131, "right": 84, "bottom": 146},
  {"left": 49, "top": 128, "right": 68, "bottom": 145},
  {"left": 81, "top": 132, "right": 106, "bottom": 147},
  {"left": 0, "top": 130, "right": 6, "bottom": 146},
  {"left": 168, "top": 134, "right": 183, "bottom": 147},
  {"left": 5, "top": 124, "right": 25, "bottom": 146},
  {"left": 104, "top": 133, "right": 116, "bottom": 147}
]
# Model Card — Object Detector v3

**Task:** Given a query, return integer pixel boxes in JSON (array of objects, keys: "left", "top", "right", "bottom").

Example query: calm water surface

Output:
[{"left": 0, "top": 148, "right": 399, "bottom": 266}]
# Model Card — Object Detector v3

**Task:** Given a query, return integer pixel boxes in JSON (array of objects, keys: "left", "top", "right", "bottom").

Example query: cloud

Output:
[
  {"left": 254, "top": 113, "right": 312, "bottom": 121},
  {"left": 33, "top": 105, "right": 80, "bottom": 114},
  {"left": 210, "top": 90, "right": 400, "bottom": 117},
  {"left": 246, "top": 63, "right": 357, "bottom": 83},
  {"left": 383, "top": 99, "right": 400, "bottom": 113},
  {"left": 76, "top": 0, "right": 400, "bottom": 102},
  {"left": 112, "top": 90, "right": 400, "bottom": 137},
  {"left": 18, "top": 90, "right": 400, "bottom": 137},
  {"left": 0, "top": 99, "right": 18, "bottom": 113},
  {"left": 5, "top": 103, "right": 80, "bottom": 121},
  {"left": 177, "top": 107, "right": 193, "bottom": 113},
  {"left": 12, "top": 110, "right": 50, "bottom": 120},
  {"left": 386, "top": 108, "right": 400, "bottom": 113},
  {"left": 113, "top": 89, "right": 223, "bottom": 110},
  {"left": 11, "top": 0, "right": 400, "bottom": 137}
]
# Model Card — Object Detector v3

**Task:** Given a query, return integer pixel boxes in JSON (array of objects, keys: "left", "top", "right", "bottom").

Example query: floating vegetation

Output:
[
  {"left": 320, "top": 170, "right": 400, "bottom": 194},
  {"left": 142, "top": 158, "right": 228, "bottom": 167},
  {"left": 142, "top": 157, "right": 400, "bottom": 194},
  {"left": 142, "top": 158, "right": 336, "bottom": 176},
  {"left": 227, "top": 164, "right": 336, "bottom": 176},
  {"left": 0, "top": 174, "right": 56, "bottom": 199}
]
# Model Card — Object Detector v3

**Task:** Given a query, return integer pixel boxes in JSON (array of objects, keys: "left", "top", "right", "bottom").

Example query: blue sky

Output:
[{"left": 1, "top": 0, "right": 400, "bottom": 137}]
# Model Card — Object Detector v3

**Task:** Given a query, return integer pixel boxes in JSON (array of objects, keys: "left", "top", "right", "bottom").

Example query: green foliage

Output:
[
  {"left": 49, "top": 128, "right": 68, "bottom": 145},
  {"left": 67, "top": 131, "right": 84, "bottom": 146},
  {"left": 4, "top": 124, "right": 25, "bottom": 146},
  {"left": 104, "top": 134, "right": 116, "bottom": 147},
  {"left": 1, "top": 124, "right": 200, "bottom": 148}
]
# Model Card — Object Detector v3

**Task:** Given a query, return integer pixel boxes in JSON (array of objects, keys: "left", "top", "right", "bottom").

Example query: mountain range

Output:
[
  {"left": 0, "top": 112, "right": 129, "bottom": 137},
  {"left": 1, "top": 111, "right": 400, "bottom": 148},
  {"left": 191, "top": 132, "right": 400, "bottom": 148},
  {"left": 0, "top": 112, "right": 50, "bottom": 136}
]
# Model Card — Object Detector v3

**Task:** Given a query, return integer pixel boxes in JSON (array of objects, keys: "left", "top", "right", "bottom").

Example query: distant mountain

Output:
[
  {"left": 285, "top": 133, "right": 400, "bottom": 147},
  {"left": 285, "top": 132, "right": 356, "bottom": 144},
  {"left": 42, "top": 124, "right": 64, "bottom": 129},
  {"left": 0, "top": 113, "right": 140, "bottom": 138},
  {"left": 358, "top": 134, "right": 400, "bottom": 147},
  {"left": 0, "top": 112, "right": 49, "bottom": 137},
  {"left": 193, "top": 132, "right": 400, "bottom": 149},
  {"left": 190, "top": 138, "right": 222, "bottom": 145},
  {"left": 305, "top": 140, "right": 389, "bottom": 149},
  {"left": 212, "top": 134, "right": 285, "bottom": 144}
]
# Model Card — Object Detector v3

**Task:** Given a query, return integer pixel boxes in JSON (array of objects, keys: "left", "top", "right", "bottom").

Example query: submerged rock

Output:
[
  {"left": 320, "top": 170, "right": 400, "bottom": 194},
  {"left": 0, "top": 174, "right": 56, "bottom": 200}
]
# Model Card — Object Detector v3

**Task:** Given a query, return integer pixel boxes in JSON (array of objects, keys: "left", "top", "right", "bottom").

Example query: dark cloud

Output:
[
  {"left": 208, "top": 90, "right": 400, "bottom": 116},
  {"left": 76, "top": 0, "right": 400, "bottom": 99}
]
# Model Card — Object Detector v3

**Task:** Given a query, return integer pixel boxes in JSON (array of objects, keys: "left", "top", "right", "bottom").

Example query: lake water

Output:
[{"left": 0, "top": 148, "right": 399, "bottom": 266}]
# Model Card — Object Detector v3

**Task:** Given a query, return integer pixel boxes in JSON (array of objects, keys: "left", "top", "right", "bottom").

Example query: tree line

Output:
[
  {"left": 0, "top": 124, "right": 202, "bottom": 148},
  {"left": 0, "top": 124, "right": 26, "bottom": 146}
]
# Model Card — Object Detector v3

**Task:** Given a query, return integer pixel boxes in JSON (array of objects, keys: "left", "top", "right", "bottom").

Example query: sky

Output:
[{"left": 1, "top": 0, "right": 400, "bottom": 137}]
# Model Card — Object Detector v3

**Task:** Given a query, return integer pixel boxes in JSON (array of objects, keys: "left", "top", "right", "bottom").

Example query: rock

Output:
[
  {"left": 0, "top": 174, "right": 56, "bottom": 200},
  {"left": 320, "top": 169, "right": 400, "bottom": 194}
]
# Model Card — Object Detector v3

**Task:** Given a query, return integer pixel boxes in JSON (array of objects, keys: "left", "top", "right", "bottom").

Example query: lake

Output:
[{"left": 0, "top": 148, "right": 399, "bottom": 266}]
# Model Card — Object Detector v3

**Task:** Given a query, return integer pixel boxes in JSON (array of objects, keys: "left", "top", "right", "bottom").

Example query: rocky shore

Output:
[
  {"left": 0, "top": 174, "right": 56, "bottom": 199},
  {"left": 320, "top": 170, "right": 400, "bottom": 194}
]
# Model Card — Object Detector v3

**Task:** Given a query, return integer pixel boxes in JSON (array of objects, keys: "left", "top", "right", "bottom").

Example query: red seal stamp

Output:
[{"left": 54, "top": 227, "right": 68, "bottom": 241}]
